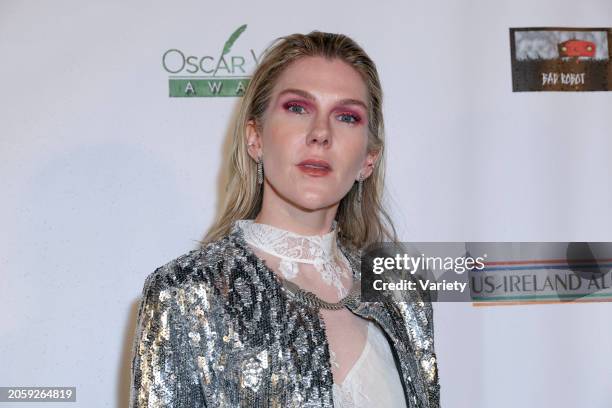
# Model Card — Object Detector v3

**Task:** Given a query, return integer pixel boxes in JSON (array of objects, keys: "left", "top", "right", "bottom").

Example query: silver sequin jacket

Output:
[{"left": 129, "top": 221, "right": 440, "bottom": 407}]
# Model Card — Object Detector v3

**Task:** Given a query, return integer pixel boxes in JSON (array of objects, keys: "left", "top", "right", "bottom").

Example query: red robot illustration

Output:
[{"left": 558, "top": 40, "right": 596, "bottom": 61}]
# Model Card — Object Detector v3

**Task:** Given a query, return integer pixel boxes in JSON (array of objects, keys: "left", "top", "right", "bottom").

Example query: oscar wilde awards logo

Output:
[
  {"left": 162, "top": 24, "right": 259, "bottom": 97},
  {"left": 510, "top": 27, "right": 612, "bottom": 91}
]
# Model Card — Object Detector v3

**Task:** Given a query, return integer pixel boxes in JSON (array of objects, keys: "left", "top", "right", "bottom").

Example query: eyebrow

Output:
[{"left": 277, "top": 88, "right": 368, "bottom": 111}]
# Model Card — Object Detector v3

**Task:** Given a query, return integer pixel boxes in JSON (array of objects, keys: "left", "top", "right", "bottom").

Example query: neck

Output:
[
  {"left": 255, "top": 185, "right": 339, "bottom": 236},
  {"left": 255, "top": 213, "right": 336, "bottom": 236}
]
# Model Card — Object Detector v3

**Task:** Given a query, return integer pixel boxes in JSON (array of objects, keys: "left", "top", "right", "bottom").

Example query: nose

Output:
[{"left": 306, "top": 116, "right": 331, "bottom": 147}]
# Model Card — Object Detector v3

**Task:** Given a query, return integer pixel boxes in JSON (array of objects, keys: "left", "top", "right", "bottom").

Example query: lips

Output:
[
  {"left": 297, "top": 159, "right": 332, "bottom": 170},
  {"left": 297, "top": 158, "right": 332, "bottom": 176}
]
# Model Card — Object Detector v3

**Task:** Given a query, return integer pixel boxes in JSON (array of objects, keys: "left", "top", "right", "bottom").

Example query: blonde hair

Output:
[{"left": 202, "top": 30, "right": 398, "bottom": 250}]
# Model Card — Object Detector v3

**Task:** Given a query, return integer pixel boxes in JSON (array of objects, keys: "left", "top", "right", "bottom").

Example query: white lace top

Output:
[
  {"left": 236, "top": 219, "right": 407, "bottom": 407},
  {"left": 236, "top": 218, "right": 350, "bottom": 298}
]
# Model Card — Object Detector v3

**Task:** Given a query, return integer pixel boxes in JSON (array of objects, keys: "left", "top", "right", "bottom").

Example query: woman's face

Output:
[{"left": 247, "top": 56, "right": 378, "bottom": 212}]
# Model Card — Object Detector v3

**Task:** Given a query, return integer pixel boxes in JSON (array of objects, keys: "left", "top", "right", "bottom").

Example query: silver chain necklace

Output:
[{"left": 281, "top": 276, "right": 361, "bottom": 310}]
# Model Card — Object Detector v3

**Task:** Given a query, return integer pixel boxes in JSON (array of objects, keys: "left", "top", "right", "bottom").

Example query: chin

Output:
[
  {"left": 269, "top": 181, "right": 340, "bottom": 211},
  {"left": 293, "top": 194, "right": 339, "bottom": 211}
]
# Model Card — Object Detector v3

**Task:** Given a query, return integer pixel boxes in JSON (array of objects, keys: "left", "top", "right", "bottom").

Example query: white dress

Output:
[
  {"left": 332, "top": 321, "right": 406, "bottom": 407},
  {"left": 236, "top": 219, "right": 407, "bottom": 407}
]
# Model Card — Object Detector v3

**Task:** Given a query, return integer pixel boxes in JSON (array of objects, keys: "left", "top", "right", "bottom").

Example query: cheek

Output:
[
  {"left": 263, "top": 115, "right": 308, "bottom": 151},
  {"left": 260, "top": 131, "right": 299, "bottom": 181},
  {"left": 336, "top": 131, "right": 369, "bottom": 170},
  {"left": 334, "top": 121, "right": 368, "bottom": 147}
]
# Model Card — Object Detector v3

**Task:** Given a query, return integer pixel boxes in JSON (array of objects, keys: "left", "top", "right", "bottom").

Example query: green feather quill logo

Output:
[
  {"left": 213, "top": 24, "right": 247, "bottom": 76},
  {"left": 222, "top": 24, "right": 247, "bottom": 56}
]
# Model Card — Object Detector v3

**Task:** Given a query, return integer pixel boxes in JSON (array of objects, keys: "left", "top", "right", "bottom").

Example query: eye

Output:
[
  {"left": 285, "top": 101, "right": 307, "bottom": 114},
  {"left": 337, "top": 112, "right": 361, "bottom": 124}
]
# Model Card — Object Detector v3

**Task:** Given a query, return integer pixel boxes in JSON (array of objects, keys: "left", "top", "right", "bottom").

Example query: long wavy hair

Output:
[{"left": 202, "top": 30, "right": 398, "bottom": 250}]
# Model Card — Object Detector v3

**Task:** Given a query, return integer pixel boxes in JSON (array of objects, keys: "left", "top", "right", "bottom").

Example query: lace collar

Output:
[{"left": 234, "top": 219, "right": 350, "bottom": 297}]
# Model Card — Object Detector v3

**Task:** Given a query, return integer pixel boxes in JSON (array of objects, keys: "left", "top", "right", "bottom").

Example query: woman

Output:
[{"left": 129, "top": 31, "right": 439, "bottom": 407}]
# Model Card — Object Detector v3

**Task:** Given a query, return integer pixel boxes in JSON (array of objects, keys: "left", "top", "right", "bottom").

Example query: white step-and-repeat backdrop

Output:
[{"left": 1, "top": 0, "right": 611, "bottom": 407}]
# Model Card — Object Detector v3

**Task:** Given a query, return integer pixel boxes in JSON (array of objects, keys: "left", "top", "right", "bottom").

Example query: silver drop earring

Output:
[
  {"left": 357, "top": 172, "right": 364, "bottom": 203},
  {"left": 257, "top": 155, "right": 263, "bottom": 185}
]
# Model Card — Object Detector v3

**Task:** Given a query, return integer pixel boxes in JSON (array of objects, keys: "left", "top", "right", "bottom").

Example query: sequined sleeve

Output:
[{"left": 129, "top": 266, "right": 207, "bottom": 407}]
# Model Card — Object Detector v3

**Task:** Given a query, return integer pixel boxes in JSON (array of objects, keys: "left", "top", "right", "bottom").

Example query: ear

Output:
[
  {"left": 359, "top": 149, "right": 380, "bottom": 180},
  {"left": 245, "top": 119, "right": 263, "bottom": 160}
]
